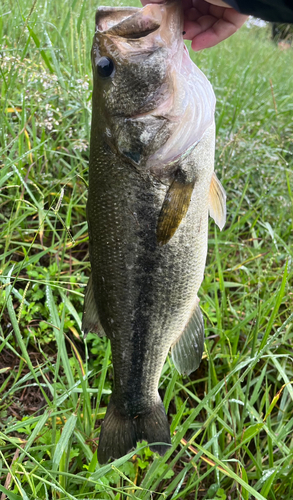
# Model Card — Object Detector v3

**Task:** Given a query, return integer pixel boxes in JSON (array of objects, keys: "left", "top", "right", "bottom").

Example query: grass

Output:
[{"left": 1, "top": 0, "right": 293, "bottom": 498}]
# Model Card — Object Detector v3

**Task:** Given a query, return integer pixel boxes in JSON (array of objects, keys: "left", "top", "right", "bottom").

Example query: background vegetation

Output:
[{"left": 0, "top": 0, "right": 293, "bottom": 498}]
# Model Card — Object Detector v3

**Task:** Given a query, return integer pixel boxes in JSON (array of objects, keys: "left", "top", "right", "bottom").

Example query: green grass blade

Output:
[{"left": 52, "top": 414, "right": 77, "bottom": 470}]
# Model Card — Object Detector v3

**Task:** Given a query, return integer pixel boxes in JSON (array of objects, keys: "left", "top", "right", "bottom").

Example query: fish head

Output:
[
  {"left": 91, "top": 2, "right": 185, "bottom": 167},
  {"left": 91, "top": 2, "right": 215, "bottom": 171}
]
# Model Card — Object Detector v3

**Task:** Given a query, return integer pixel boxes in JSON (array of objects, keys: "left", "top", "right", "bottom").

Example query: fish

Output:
[{"left": 82, "top": 0, "right": 226, "bottom": 464}]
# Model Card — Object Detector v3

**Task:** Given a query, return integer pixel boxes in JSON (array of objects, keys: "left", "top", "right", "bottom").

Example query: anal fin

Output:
[
  {"left": 157, "top": 173, "right": 194, "bottom": 246},
  {"left": 208, "top": 172, "right": 226, "bottom": 230},
  {"left": 171, "top": 298, "right": 204, "bottom": 376},
  {"left": 82, "top": 274, "right": 105, "bottom": 337}
]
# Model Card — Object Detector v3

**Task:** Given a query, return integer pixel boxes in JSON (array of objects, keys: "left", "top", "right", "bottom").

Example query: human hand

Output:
[
  {"left": 140, "top": 0, "right": 248, "bottom": 51},
  {"left": 182, "top": 0, "right": 248, "bottom": 50}
]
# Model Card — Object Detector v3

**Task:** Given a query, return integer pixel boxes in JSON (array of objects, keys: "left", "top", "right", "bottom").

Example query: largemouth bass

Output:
[{"left": 82, "top": 1, "right": 226, "bottom": 464}]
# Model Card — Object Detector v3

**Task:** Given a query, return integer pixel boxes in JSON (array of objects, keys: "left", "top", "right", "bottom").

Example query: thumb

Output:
[{"left": 140, "top": 0, "right": 166, "bottom": 5}]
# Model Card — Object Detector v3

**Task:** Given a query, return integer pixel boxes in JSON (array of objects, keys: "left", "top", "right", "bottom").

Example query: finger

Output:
[
  {"left": 184, "top": 7, "right": 202, "bottom": 23},
  {"left": 190, "top": 12, "right": 248, "bottom": 50},
  {"left": 184, "top": 14, "right": 218, "bottom": 40},
  {"left": 140, "top": 0, "right": 165, "bottom": 5},
  {"left": 182, "top": 0, "right": 210, "bottom": 14},
  {"left": 181, "top": 0, "right": 194, "bottom": 9}
]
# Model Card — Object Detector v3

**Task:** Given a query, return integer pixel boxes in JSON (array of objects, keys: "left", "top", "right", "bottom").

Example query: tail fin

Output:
[{"left": 98, "top": 397, "right": 171, "bottom": 464}]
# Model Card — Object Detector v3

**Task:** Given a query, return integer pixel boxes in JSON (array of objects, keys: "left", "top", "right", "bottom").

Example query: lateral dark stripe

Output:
[{"left": 128, "top": 187, "right": 160, "bottom": 413}]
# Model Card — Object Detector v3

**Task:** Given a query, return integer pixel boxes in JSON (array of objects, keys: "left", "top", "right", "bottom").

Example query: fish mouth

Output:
[
  {"left": 95, "top": 7, "right": 140, "bottom": 32},
  {"left": 96, "top": 5, "right": 161, "bottom": 38},
  {"left": 119, "top": 26, "right": 160, "bottom": 39},
  {"left": 95, "top": 3, "right": 181, "bottom": 42}
]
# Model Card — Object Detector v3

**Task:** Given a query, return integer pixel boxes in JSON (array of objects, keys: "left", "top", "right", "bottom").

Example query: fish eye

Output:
[{"left": 96, "top": 57, "right": 115, "bottom": 78}]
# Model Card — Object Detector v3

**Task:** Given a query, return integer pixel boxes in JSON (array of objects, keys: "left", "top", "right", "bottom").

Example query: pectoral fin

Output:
[
  {"left": 157, "top": 174, "right": 194, "bottom": 246},
  {"left": 208, "top": 172, "right": 226, "bottom": 230},
  {"left": 171, "top": 298, "right": 204, "bottom": 376},
  {"left": 82, "top": 274, "right": 105, "bottom": 337}
]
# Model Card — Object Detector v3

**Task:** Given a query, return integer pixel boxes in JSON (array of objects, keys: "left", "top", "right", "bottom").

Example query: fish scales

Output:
[{"left": 82, "top": 1, "right": 226, "bottom": 464}]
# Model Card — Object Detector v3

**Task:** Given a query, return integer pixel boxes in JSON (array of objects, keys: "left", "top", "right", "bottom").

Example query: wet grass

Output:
[{"left": 1, "top": 0, "right": 293, "bottom": 499}]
